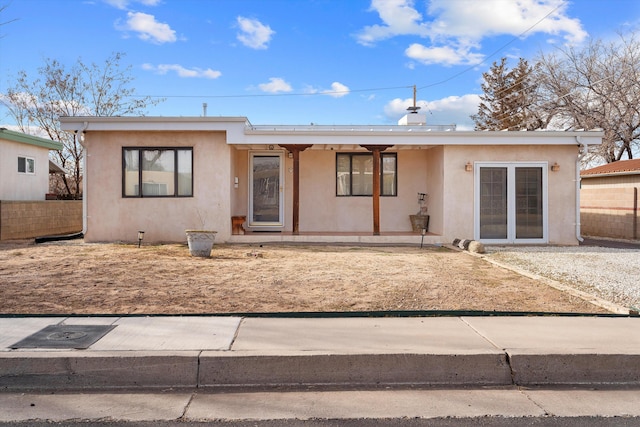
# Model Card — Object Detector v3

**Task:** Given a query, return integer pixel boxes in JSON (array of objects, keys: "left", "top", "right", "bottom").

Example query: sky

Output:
[{"left": 1, "top": 0, "right": 639, "bottom": 130}]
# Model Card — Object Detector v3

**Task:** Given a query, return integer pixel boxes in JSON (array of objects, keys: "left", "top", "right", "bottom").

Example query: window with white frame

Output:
[
  {"left": 336, "top": 152, "right": 397, "bottom": 196},
  {"left": 123, "top": 148, "right": 193, "bottom": 197},
  {"left": 18, "top": 156, "right": 35, "bottom": 174}
]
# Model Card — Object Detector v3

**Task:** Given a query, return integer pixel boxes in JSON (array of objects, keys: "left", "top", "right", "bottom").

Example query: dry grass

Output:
[{"left": 0, "top": 239, "right": 608, "bottom": 315}]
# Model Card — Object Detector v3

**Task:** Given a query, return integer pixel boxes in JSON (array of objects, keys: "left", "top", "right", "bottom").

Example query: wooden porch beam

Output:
[
  {"left": 279, "top": 144, "right": 313, "bottom": 234},
  {"left": 360, "top": 145, "right": 393, "bottom": 235}
]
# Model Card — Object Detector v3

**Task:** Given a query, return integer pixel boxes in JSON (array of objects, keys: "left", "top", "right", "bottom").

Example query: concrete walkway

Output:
[
  {"left": 1, "top": 315, "right": 639, "bottom": 424},
  {"left": 581, "top": 237, "right": 640, "bottom": 250}
]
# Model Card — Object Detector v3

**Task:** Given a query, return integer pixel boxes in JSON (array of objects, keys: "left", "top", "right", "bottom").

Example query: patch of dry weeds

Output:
[{"left": 0, "top": 240, "right": 609, "bottom": 314}]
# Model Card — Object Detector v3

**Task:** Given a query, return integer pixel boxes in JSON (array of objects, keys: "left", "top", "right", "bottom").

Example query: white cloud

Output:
[
  {"left": 303, "top": 82, "right": 351, "bottom": 97},
  {"left": 405, "top": 42, "right": 484, "bottom": 66},
  {"left": 355, "top": 0, "right": 429, "bottom": 46},
  {"left": 104, "top": 0, "right": 129, "bottom": 9},
  {"left": 258, "top": 77, "right": 292, "bottom": 93},
  {"left": 425, "top": 0, "right": 586, "bottom": 44},
  {"left": 322, "top": 82, "right": 350, "bottom": 98},
  {"left": 104, "top": 0, "right": 161, "bottom": 10},
  {"left": 356, "top": 0, "right": 587, "bottom": 66},
  {"left": 120, "top": 11, "right": 176, "bottom": 44},
  {"left": 142, "top": 63, "right": 221, "bottom": 79},
  {"left": 236, "top": 17, "right": 275, "bottom": 49},
  {"left": 384, "top": 93, "right": 481, "bottom": 130}
]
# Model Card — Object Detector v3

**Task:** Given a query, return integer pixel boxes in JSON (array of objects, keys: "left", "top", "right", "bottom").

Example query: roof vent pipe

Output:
[
  {"left": 202, "top": 103, "right": 207, "bottom": 117},
  {"left": 399, "top": 85, "right": 427, "bottom": 125}
]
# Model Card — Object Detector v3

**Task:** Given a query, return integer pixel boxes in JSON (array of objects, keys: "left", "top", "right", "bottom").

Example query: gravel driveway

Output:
[{"left": 485, "top": 240, "right": 640, "bottom": 311}]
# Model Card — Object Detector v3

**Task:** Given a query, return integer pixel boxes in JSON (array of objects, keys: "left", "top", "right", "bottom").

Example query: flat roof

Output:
[{"left": 58, "top": 116, "right": 604, "bottom": 147}]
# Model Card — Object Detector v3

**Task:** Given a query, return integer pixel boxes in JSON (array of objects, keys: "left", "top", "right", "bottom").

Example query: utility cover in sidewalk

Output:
[{"left": 10, "top": 324, "right": 116, "bottom": 349}]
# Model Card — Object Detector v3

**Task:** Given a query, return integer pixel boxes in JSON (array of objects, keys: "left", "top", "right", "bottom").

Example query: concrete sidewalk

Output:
[{"left": 1, "top": 315, "right": 639, "bottom": 424}]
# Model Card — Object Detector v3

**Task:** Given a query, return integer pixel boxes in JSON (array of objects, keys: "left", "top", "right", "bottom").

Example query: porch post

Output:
[
  {"left": 279, "top": 144, "right": 313, "bottom": 234},
  {"left": 361, "top": 145, "right": 393, "bottom": 235}
]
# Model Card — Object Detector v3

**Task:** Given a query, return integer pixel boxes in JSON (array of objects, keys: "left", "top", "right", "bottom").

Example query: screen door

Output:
[{"left": 249, "top": 152, "right": 284, "bottom": 227}]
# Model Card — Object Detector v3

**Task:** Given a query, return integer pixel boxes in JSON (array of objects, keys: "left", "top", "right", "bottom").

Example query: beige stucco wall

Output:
[
  {"left": 228, "top": 147, "right": 435, "bottom": 233},
  {"left": 425, "top": 146, "right": 444, "bottom": 235},
  {"left": 0, "top": 139, "right": 51, "bottom": 200},
  {"left": 297, "top": 148, "right": 431, "bottom": 232},
  {"left": 84, "top": 131, "right": 231, "bottom": 243},
  {"left": 443, "top": 145, "right": 580, "bottom": 245},
  {"left": 84, "top": 129, "right": 584, "bottom": 245}
]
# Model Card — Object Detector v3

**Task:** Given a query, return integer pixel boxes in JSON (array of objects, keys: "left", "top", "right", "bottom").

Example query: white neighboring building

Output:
[{"left": 0, "top": 128, "right": 63, "bottom": 200}]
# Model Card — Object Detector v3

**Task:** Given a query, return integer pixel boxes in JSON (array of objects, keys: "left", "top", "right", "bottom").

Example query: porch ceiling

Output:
[
  {"left": 231, "top": 144, "right": 438, "bottom": 151},
  {"left": 235, "top": 129, "right": 604, "bottom": 147}
]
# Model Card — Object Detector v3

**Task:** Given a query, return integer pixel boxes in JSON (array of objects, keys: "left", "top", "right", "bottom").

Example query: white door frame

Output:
[
  {"left": 474, "top": 162, "right": 548, "bottom": 244},
  {"left": 248, "top": 150, "right": 285, "bottom": 230}
]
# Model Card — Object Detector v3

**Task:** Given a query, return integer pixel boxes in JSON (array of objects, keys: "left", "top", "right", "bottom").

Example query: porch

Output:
[{"left": 226, "top": 230, "right": 444, "bottom": 246}]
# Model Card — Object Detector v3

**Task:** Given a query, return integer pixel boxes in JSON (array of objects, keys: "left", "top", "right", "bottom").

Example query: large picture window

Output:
[
  {"left": 123, "top": 148, "right": 193, "bottom": 197},
  {"left": 336, "top": 152, "right": 397, "bottom": 196}
]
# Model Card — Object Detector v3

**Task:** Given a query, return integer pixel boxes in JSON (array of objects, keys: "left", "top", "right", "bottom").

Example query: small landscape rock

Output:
[
  {"left": 459, "top": 239, "right": 472, "bottom": 250},
  {"left": 468, "top": 241, "right": 486, "bottom": 254}
]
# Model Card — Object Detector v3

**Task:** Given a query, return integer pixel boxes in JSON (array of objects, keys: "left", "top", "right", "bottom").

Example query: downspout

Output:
[
  {"left": 75, "top": 122, "right": 89, "bottom": 236},
  {"left": 575, "top": 136, "right": 588, "bottom": 242}
]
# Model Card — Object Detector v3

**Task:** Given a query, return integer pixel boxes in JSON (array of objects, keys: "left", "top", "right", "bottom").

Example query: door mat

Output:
[{"left": 10, "top": 324, "right": 117, "bottom": 349}]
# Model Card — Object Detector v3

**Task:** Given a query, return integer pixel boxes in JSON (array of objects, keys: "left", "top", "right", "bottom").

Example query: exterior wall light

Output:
[
  {"left": 137, "top": 230, "right": 145, "bottom": 248},
  {"left": 551, "top": 162, "right": 560, "bottom": 172},
  {"left": 465, "top": 162, "right": 473, "bottom": 172}
]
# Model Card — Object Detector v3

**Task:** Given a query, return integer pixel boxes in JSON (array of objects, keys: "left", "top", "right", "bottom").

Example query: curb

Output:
[{"left": 3, "top": 350, "right": 640, "bottom": 391}]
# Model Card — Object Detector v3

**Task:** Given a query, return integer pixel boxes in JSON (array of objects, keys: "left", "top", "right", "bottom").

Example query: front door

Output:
[
  {"left": 249, "top": 152, "right": 284, "bottom": 229},
  {"left": 475, "top": 162, "right": 548, "bottom": 243}
]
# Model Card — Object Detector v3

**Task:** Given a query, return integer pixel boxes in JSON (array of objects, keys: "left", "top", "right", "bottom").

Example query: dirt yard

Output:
[{"left": 0, "top": 239, "right": 609, "bottom": 315}]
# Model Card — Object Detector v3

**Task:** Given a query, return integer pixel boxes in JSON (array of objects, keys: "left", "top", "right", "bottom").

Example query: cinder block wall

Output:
[
  {"left": 0, "top": 200, "right": 82, "bottom": 240},
  {"left": 580, "top": 187, "right": 638, "bottom": 240}
]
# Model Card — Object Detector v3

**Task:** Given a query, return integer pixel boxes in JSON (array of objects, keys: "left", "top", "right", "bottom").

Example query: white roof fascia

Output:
[
  {"left": 49, "top": 159, "right": 66, "bottom": 174},
  {"left": 58, "top": 117, "right": 604, "bottom": 147},
  {"left": 59, "top": 116, "right": 249, "bottom": 143},
  {"left": 240, "top": 130, "right": 604, "bottom": 147}
]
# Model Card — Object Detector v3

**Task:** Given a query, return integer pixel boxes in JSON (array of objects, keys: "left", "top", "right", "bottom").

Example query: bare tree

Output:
[
  {"left": 2, "top": 52, "right": 163, "bottom": 198},
  {"left": 537, "top": 31, "right": 640, "bottom": 163},
  {"left": 0, "top": 4, "right": 18, "bottom": 37}
]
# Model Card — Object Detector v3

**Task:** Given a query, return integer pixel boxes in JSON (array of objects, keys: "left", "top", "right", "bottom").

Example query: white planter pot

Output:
[{"left": 185, "top": 230, "right": 217, "bottom": 257}]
